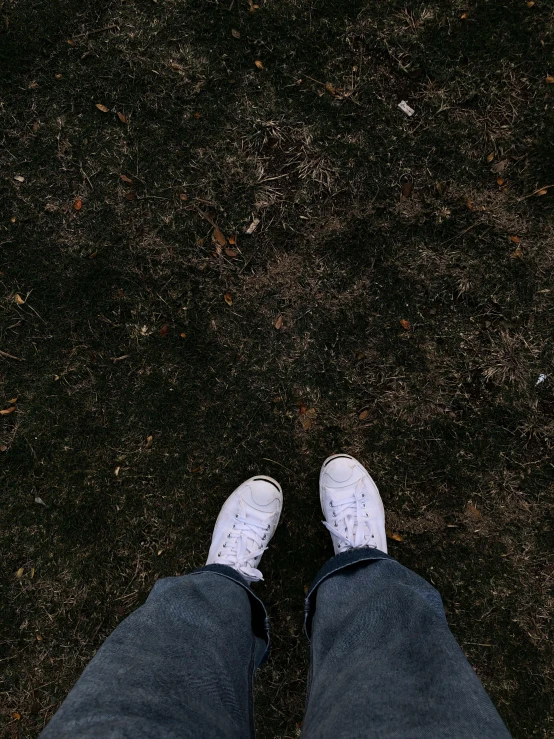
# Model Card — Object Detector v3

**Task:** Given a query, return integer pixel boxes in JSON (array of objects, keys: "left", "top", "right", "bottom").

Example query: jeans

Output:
[{"left": 40, "top": 548, "right": 512, "bottom": 738}]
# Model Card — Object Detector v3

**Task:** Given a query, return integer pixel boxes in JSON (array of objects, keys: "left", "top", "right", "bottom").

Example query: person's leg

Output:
[
  {"left": 302, "top": 455, "right": 511, "bottom": 739},
  {"left": 41, "top": 475, "right": 283, "bottom": 739}
]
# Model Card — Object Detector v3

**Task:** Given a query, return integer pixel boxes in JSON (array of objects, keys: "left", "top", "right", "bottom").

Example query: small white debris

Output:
[
  {"left": 398, "top": 100, "right": 415, "bottom": 117},
  {"left": 245, "top": 217, "right": 260, "bottom": 235},
  {"left": 115, "top": 466, "right": 121, "bottom": 476},
  {"left": 536, "top": 373, "right": 547, "bottom": 385},
  {"left": 34, "top": 496, "right": 46, "bottom": 506},
  {"left": 14, "top": 175, "right": 25, "bottom": 183}
]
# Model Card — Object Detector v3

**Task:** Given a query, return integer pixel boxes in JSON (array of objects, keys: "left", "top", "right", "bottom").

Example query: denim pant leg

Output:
[
  {"left": 302, "top": 549, "right": 512, "bottom": 739},
  {"left": 40, "top": 564, "right": 269, "bottom": 739}
]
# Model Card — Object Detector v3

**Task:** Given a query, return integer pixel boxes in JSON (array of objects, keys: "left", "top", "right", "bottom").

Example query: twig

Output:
[
  {"left": 439, "top": 222, "right": 483, "bottom": 246},
  {"left": 0, "top": 350, "right": 21, "bottom": 361},
  {"left": 193, "top": 205, "right": 218, "bottom": 229},
  {"left": 518, "top": 184, "right": 554, "bottom": 201},
  {"left": 72, "top": 24, "right": 119, "bottom": 38},
  {"left": 262, "top": 457, "right": 293, "bottom": 473}
]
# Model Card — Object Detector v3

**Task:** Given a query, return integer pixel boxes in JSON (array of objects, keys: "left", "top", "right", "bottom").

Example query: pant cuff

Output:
[
  {"left": 191, "top": 564, "right": 271, "bottom": 664},
  {"left": 304, "top": 547, "right": 393, "bottom": 639}
]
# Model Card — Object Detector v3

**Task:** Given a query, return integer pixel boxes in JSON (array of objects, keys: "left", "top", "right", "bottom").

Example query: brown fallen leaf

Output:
[
  {"left": 16, "top": 567, "right": 24, "bottom": 577},
  {"left": 536, "top": 189, "right": 548, "bottom": 196},
  {"left": 359, "top": 409, "right": 369, "bottom": 420},
  {"left": 546, "top": 75, "right": 554, "bottom": 84},
  {"left": 491, "top": 159, "right": 508, "bottom": 174},
  {"left": 510, "top": 246, "right": 523, "bottom": 259},
  {"left": 12, "top": 712, "right": 21, "bottom": 721},
  {"left": 95, "top": 103, "right": 109, "bottom": 113},
  {"left": 526, "top": 1, "right": 534, "bottom": 6},
  {"left": 386, "top": 528, "right": 404, "bottom": 541},
  {"left": 1, "top": 406, "right": 16, "bottom": 416},
  {"left": 179, "top": 192, "right": 188, "bottom": 201},
  {"left": 120, "top": 174, "right": 133, "bottom": 184},
  {"left": 30, "top": 567, "right": 35, "bottom": 577},
  {"left": 124, "top": 191, "right": 137, "bottom": 200},
  {"left": 117, "top": 111, "right": 128, "bottom": 124},
  {"left": 355, "top": 351, "right": 365, "bottom": 360},
  {"left": 74, "top": 198, "right": 83, "bottom": 211},
  {"left": 298, "top": 403, "right": 307, "bottom": 415},
  {"left": 32, "top": 121, "right": 40, "bottom": 132},
  {"left": 9, "top": 397, "right": 17, "bottom": 404},
  {"left": 193, "top": 112, "right": 201, "bottom": 119},
  {"left": 55, "top": 73, "right": 62, "bottom": 80},
  {"left": 225, "top": 248, "right": 238, "bottom": 257},
  {"left": 465, "top": 501, "right": 481, "bottom": 520},
  {"left": 401, "top": 180, "right": 413, "bottom": 199},
  {"left": 400, "top": 319, "right": 410, "bottom": 330},
  {"left": 36, "top": 634, "right": 43, "bottom": 641},
  {"left": 254, "top": 60, "right": 264, "bottom": 70},
  {"left": 274, "top": 315, "right": 283, "bottom": 330},
  {"left": 224, "top": 293, "right": 233, "bottom": 306},
  {"left": 300, "top": 415, "right": 313, "bottom": 431},
  {"left": 0, "top": 444, "right": 7, "bottom": 452},
  {"left": 14, "top": 293, "right": 25, "bottom": 305},
  {"left": 180, "top": 332, "right": 186, "bottom": 338},
  {"left": 509, "top": 235, "right": 521, "bottom": 244},
  {"left": 145, "top": 435, "right": 153, "bottom": 449},
  {"left": 231, "top": 28, "right": 241, "bottom": 38},
  {"left": 325, "top": 82, "right": 336, "bottom": 95},
  {"left": 159, "top": 324, "right": 169, "bottom": 336},
  {"left": 228, "top": 235, "right": 236, "bottom": 245},
  {"left": 213, "top": 226, "right": 226, "bottom": 247},
  {"left": 496, "top": 177, "right": 505, "bottom": 186},
  {"left": 486, "top": 152, "right": 495, "bottom": 163},
  {"left": 460, "top": 12, "right": 468, "bottom": 19}
]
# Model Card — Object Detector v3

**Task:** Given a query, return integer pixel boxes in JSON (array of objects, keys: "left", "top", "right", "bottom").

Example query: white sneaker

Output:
[
  {"left": 320, "top": 454, "right": 387, "bottom": 554},
  {"left": 206, "top": 475, "right": 283, "bottom": 582}
]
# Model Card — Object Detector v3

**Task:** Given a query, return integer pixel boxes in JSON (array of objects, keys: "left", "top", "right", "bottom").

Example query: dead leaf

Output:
[
  {"left": 355, "top": 351, "right": 365, "bottom": 360},
  {"left": 300, "top": 416, "right": 313, "bottom": 431},
  {"left": 254, "top": 60, "right": 264, "bottom": 70},
  {"left": 32, "top": 121, "right": 40, "bottom": 132},
  {"left": 14, "top": 293, "right": 25, "bottom": 305},
  {"left": 546, "top": 76, "right": 554, "bottom": 84},
  {"left": 465, "top": 501, "right": 481, "bottom": 520},
  {"left": 401, "top": 180, "right": 413, "bottom": 199},
  {"left": 145, "top": 435, "right": 153, "bottom": 449},
  {"left": 527, "top": 1, "right": 534, "bottom": 6},
  {"left": 36, "top": 634, "right": 43, "bottom": 641},
  {"left": 179, "top": 192, "right": 188, "bottom": 201},
  {"left": 400, "top": 319, "right": 410, "bottom": 330},
  {"left": 491, "top": 159, "right": 508, "bottom": 174},
  {"left": 1, "top": 406, "right": 15, "bottom": 415},
  {"left": 228, "top": 235, "right": 236, "bottom": 245},
  {"left": 30, "top": 567, "right": 35, "bottom": 577},
  {"left": 159, "top": 324, "right": 169, "bottom": 336},
  {"left": 193, "top": 112, "right": 201, "bottom": 119},
  {"left": 274, "top": 315, "right": 283, "bottom": 330},
  {"left": 95, "top": 103, "right": 109, "bottom": 113},
  {"left": 486, "top": 152, "right": 495, "bottom": 163},
  {"left": 16, "top": 567, "right": 24, "bottom": 578},
  {"left": 213, "top": 226, "right": 226, "bottom": 247},
  {"left": 509, "top": 235, "right": 520, "bottom": 244},
  {"left": 245, "top": 218, "right": 260, "bottom": 234},
  {"left": 180, "top": 332, "right": 186, "bottom": 338},
  {"left": 510, "top": 247, "right": 523, "bottom": 259},
  {"left": 8, "top": 397, "right": 17, "bottom": 404},
  {"left": 386, "top": 528, "right": 404, "bottom": 541},
  {"left": 0, "top": 444, "right": 7, "bottom": 452},
  {"left": 231, "top": 28, "right": 241, "bottom": 38},
  {"left": 12, "top": 712, "right": 21, "bottom": 721},
  {"left": 124, "top": 191, "right": 137, "bottom": 200},
  {"left": 359, "top": 409, "right": 369, "bottom": 420},
  {"left": 325, "top": 82, "right": 336, "bottom": 95},
  {"left": 298, "top": 404, "right": 307, "bottom": 415},
  {"left": 496, "top": 177, "right": 505, "bottom": 186},
  {"left": 120, "top": 174, "right": 133, "bottom": 184},
  {"left": 460, "top": 12, "right": 468, "bottom": 19},
  {"left": 14, "top": 175, "right": 25, "bottom": 182},
  {"left": 117, "top": 111, "right": 128, "bottom": 124},
  {"left": 224, "top": 293, "right": 233, "bottom": 306},
  {"left": 74, "top": 198, "right": 83, "bottom": 211},
  {"left": 225, "top": 248, "right": 238, "bottom": 257},
  {"left": 55, "top": 73, "right": 62, "bottom": 80}
]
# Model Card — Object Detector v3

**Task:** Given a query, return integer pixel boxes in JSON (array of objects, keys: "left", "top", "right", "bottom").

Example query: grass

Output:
[{"left": 1, "top": 0, "right": 553, "bottom": 736}]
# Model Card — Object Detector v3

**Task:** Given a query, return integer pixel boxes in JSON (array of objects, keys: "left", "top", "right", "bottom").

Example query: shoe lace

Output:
[
  {"left": 322, "top": 479, "right": 376, "bottom": 550},
  {"left": 219, "top": 511, "right": 272, "bottom": 582}
]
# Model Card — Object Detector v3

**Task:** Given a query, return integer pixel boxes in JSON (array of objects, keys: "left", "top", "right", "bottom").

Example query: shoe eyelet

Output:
[
  {"left": 218, "top": 552, "right": 221, "bottom": 557},
  {"left": 333, "top": 512, "right": 336, "bottom": 517},
  {"left": 371, "top": 534, "right": 374, "bottom": 538},
  {"left": 334, "top": 523, "right": 338, "bottom": 528},
  {"left": 235, "top": 514, "right": 238, "bottom": 519},
  {"left": 266, "top": 525, "right": 270, "bottom": 531},
  {"left": 362, "top": 493, "right": 365, "bottom": 498},
  {"left": 262, "top": 534, "right": 266, "bottom": 540},
  {"left": 362, "top": 504, "right": 366, "bottom": 508},
  {"left": 338, "top": 543, "right": 341, "bottom": 548}
]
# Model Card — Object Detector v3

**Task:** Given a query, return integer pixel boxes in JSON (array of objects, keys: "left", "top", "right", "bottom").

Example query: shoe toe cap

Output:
[
  {"left": 322, "top": 455, "right": 359, "bottom": 484},
  {"left": 245, "top": 477, "right": 282, "bottom": 509}
]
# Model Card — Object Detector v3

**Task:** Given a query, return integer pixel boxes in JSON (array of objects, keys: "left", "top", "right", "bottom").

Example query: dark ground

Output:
[{"left": 1, "top": 0, "right": 554, "bottom": 736}]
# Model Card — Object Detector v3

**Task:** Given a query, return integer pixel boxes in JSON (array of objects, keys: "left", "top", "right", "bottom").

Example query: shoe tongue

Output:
[{"left": 324, "top": 476, "right": 361, "bottom": 501}]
